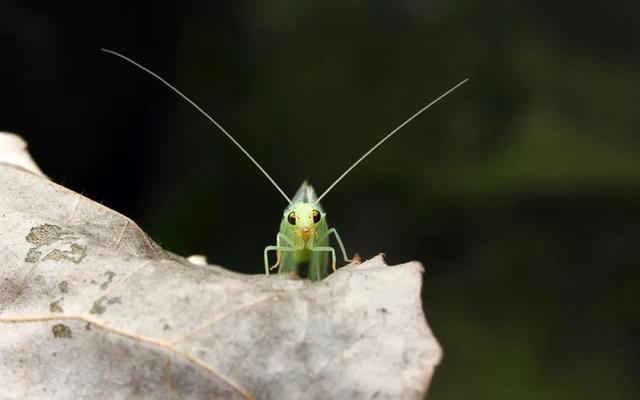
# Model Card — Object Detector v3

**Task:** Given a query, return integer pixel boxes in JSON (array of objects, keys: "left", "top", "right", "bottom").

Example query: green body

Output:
[
  {"left": 278, "top": 184, "right": 330, "bottom": 280},
  {"left": 264, "top": 182, "right": 349, "bottom": 280},
  {"left": 278, "top": 218, "right": 330, "bottom": 280}
]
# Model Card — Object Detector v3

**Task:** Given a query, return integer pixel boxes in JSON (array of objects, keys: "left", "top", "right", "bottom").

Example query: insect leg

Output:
[
  {"left": 269, "top": 233, "right": 295, "bottom": 271},
  {"left": 309, "top": 245, "right": 337, "bottom": 272},
  {"left": 264, "top": 244, "right": 297, "bottom": 275},
  {"left": 318, "top": 228, "right": 353, "bottom": 263}
]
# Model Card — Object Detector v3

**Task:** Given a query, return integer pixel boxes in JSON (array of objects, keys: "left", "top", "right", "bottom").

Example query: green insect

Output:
[
  {"left": 102, "top": 49, "right": 467, "bottom": 280},
  {"left": 265, "top": 181, "right": 349, "bottom": 281}
]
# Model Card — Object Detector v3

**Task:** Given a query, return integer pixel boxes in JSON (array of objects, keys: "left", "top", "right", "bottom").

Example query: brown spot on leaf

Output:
[
  {"left": 42, "top": 243, "right": 86, "bottom": 264},
  {"left": 107, "top": 297, "right": 121, "bottom": 305},
  {"left": 58, "top": 281, "right": 68, "bottom": 293},
  {"left": 24, "top": 248, "right": 41, "bottom": 263},
  {"left": 1, "top": 278, "right": 21, "bottom": 303},
  {"left": 51, "top": 324, "right": 72, "bottom": 339},
  {"left": 25, "top": 225, "right": 85, "bottom": 265},
  {"left": 90, "top": 296, "right": 121, "bottom": 315},
  {"left": 49, "top": 299, "right": 63, "bottom": 313},
  {"left": 26, "top": 224, "right": 69, "bottom": 246},
  {"left": 100, "top": 271, "right": 116, "bottom": 290},
  {"left": 90, "top": 297, "right": 106, "bottom": 315}
]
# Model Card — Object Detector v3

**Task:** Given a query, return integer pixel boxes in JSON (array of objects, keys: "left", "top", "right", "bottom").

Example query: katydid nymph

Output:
[{"left": 101, "top": 49, "right": 468, "bottom": 280}]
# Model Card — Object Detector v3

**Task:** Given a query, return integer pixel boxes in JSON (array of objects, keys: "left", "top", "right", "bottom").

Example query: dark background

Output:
[{"left": 2, "top": 1, "right": 639, "bottom": 398}]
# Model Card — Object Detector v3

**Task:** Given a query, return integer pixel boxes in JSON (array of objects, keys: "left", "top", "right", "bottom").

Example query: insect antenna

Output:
[
  {"left": 100, "top": 48, "right": 292, "bottom": 203},
  {"left": 316, "top": 78, "right": 469, "bottom": 202}
]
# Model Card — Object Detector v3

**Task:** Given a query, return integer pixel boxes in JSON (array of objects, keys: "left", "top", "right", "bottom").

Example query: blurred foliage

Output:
[{"left": 3, "top": 0, "right": 639, "bottom": 398}]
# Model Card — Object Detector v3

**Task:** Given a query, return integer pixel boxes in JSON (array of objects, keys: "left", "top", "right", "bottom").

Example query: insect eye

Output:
[
  {"left": 312, "top": 210, "right": 321, "bottom": 223},
  {"left": 287, "top": 212, "right": 297, "bottom": 225}
]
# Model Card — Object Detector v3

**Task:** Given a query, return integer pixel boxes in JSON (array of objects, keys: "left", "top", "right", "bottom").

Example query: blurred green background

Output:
[{"left": 3, "top": 1, "right": 639, "bottom": 398}]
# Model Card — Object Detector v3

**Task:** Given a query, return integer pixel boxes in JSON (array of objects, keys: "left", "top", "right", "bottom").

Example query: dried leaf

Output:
[{"left": 0, "top": 133, "right": 441, "bottom": 399}]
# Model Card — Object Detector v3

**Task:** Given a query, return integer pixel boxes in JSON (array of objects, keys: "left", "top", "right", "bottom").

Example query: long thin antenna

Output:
[
  {"left": 100, "top": 48, "right": 291, "bottom": 203},
  {"left": 316, "top": 78, "right": 469, "bottom": 202}
]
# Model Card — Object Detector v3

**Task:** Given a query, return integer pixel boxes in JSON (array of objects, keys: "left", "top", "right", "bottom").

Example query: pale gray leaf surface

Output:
[
  {"left": 0, "top": 132, "right": 44, "bottom": 177},
  {"left": 0, "top": 134, "right": 441, "bottom": 399}
]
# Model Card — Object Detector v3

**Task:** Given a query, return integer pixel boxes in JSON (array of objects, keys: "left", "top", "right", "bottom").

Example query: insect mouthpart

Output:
[{"left": 297, "top": 225, "right": 314, "bottom": 240}]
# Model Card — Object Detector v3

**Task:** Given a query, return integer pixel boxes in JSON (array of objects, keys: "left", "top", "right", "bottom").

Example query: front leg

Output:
[
  {"left": 264, "top": 244, "right": 298, "bottom": 275},
  {"left": 269, "top": 233, "right": 296, "bottom": 271},
  {"left": 318, "top": 227, "right": 353, "bottom": 263},
  {"left": 309, "top": 244, "right": 337, "bottom": 272}
]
